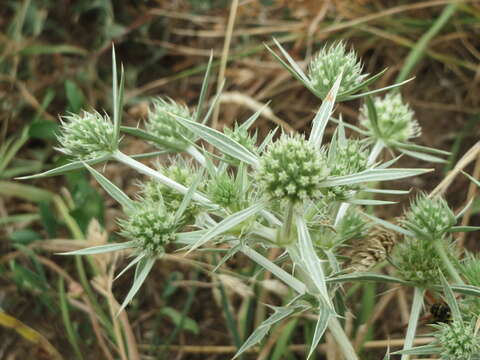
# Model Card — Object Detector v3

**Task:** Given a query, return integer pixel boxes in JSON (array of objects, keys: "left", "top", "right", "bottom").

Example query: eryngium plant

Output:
[{"left": 20, "top": 45, "right": 480, "bottom": 360}]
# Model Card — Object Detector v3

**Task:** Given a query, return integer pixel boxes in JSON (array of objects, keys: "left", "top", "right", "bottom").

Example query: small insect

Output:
[{"left": 429, "top": 302, "right": 452, "bottom": 324}]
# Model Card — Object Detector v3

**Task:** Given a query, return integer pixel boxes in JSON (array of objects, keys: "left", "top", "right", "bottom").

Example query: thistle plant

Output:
[{"left": 19, "top": 45, "right": 480, "bottom": 360}]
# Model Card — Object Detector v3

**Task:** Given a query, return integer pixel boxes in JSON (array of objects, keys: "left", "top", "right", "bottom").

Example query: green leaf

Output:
[
  {"left": 58, "top": 241, "right": 135, "bottom": 255},
  {"left": 462, "top": 171, "right": 480, "bottom": 188},
  {"left": 347, "top": 199, "right": 396, "bottom": 206},
  {"left": 0, "top": 181, "right": 53, "bottom": 202},
  {"left": 365, "top": 95, "right": 381, "bottom": 138},
  {"left": 65, "top": 80, "right": 85, "bottom": 113},
  {"left": 114, "top": 253, "right": 145, "bottom": 280},
  {"left": 346, "top": 78, "right": 415, "bottom": 100},
  {"left": 327, "top": 272, "right": 408, "bottom": 285},
  {"left": 450, "top": 284, "right": 480, "bottom": 297},
  {"left": 320, "top": 167, "right": 432, "bottom": 187},
  {"left": 439, "top": 273, "right": 461, "bottom": 321},
  {"left": 187, "top": 202, "right": 265, "bottom": 253},
  {"left": 118, "top": 256, "right": 156, "bottom": 314},
  {"left": 83, "top": 162, "right": 133, "bottom": 211},
  {"left": 399, "top": 149, "right": 446, "bottom": 163},
  {"left": 173, "top": 115, "right": 259, "bottom": 167},
  {"left": 111, "top": 46, "right": 125, "bottom": 146},
  {"left": 196, "top": 53, "right": 213, "bottom": 123},
  {"left": 309, "top": 73, "right": 342, "bottom": 148},
  {"left": 175, "top": 170, "right": 204, "bottom": 220},
  {"left": 296, "top": 215, "right": 328, "bottom": 298},
  {"left": 9, "top": 229, "right": 41, "bottom": 245},
  {"left": 362, "top": 213, "right": 414, "bottom": 238},
  {"left": 120, "top": 126, "right": 186, "bottom": 151},
  {"left": 159, "top": 307, "right": 199, "bottom": 335},
  {"left": 448, "top": 226, "right": 480, "bottom": 233},
  {"left": 29, "top": 120, "right": 59, "bottom": 140},
  {"left": 19, "top": 44, "right": 87, "bottom": 56},
  {"left": 17, "top": 155, "right": 110, "bottom": 179},
  {"left": 307, "top": 307, "right": 330, "bottom": 360},
  {"left": 391, "top": 344, "right": 440, "bottom": 356},
  {"left": 233, "top": 305, "right": 299, "bottom": 359},
  {"left": 213, "top": 243, "right": 242, "bottom": 272},
  {"left": 363, "top": 188, "right": 410, "bottom": 195}
]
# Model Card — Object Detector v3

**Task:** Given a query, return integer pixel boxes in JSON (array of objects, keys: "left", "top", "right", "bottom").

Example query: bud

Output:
[
  {"left": 207, "top": 172, "right": 242, "bottom": 210},
  {"left": 119, "top": 201, "right": 177, "bottom": 256},
  {"left": 403, "top": 194, "right": 456, "bottom": 241},
  {"left": 256, "top": 134, "right": 329, "bottom": 203},
  {"left": 308, "top": 41, "right": 366, "bottom": 99},
  {"left": 57, "top": 111, "right": 115, "bottom": 160},
  {"left": 433, "top": 320, "right": 480, "bottom": 359},
  {"left": 145, "top": 98, "right": 195, "bottom": 151},
  {"left": 360, "top": 92, "right": 420, "bottom": 144},
  {"left": 223, "top": 122, "right": 258, "bottom": 164}
]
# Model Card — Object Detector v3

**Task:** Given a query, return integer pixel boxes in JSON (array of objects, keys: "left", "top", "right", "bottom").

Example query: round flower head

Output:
[
  {"left": 308, "top": 41, "right": 366, "bottom": 99},
  {"left": 459, "top": 254, "right": 480, "bottom": 316},
  {"left": 139, "top": 159, "right": 202, "bottom": 222},
  {"left": 57, "top": 110, "right": 115, "bottom": 160},
  {"left": 393, "top": 237, "right": 454, "bottom": 285},
  {"left": 207, "top": 172, "right": 242, "bottom": 211},
  {"left": 145, "top": 98, "right": 195, "bottom": 151},
  {"left": 359, "top": 92, "right": 420, "bottom": 144},
  {"left": 434, "top": 320, "right": 480, "bottom": 359},
  {"left": 403, "top": 194, "right": 456, "bottom": 241},
  {"left": 256, "top": 133, "right": 329, "bottom": 203},
  {"left": 324, "top": 139, "right": 368, "bottom": 201},
  {"left": 119, "top": 201, "right": 177, "bottom": 256}
]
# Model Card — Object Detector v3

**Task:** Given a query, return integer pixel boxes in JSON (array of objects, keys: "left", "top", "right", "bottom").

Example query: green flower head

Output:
[
  {"left": 324, "top": 139, "right": 368, "bottom": 201},
  {"left": 403, "top": 194, "right": 456, "bottom": 240},
  {"left": 207, "top": 172, "right": 243, "bottom": 211},
  {"left": 223, "top": 122, "right": 258, "bottom": 164},
  {"left": 434, "top": 320, "right": 480, "bottom": 359},
  {"left": 145, "top": 98, "right": 195, "bottom": 151},
  {"left": 360, "top": 92, "right": 420, "bottom": 144},
  {"left": 119, "top": 201, "right": 178, "bottom": 256},
  {"left": 308, "top": 41, "right": 366, "bottom": 99},
  {"left": 256, "top": 133, "right": 329, "bottom": 203},
  {"left": 57, "top": 110, "right": 116, "bottom": 160},
  {"left": 393, "top": 237, "right": 454, "bottom": 285}
]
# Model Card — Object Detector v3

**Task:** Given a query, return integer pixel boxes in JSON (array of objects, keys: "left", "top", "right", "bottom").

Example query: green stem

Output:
[
  {"left": 401, "top": 287, "right": 425, "bottom": 360},
  {"left": 433, "top": 240, "right": 464, "bottom": 285},
  {"left": 328, "top": 317, "right": 359, "bottom": 360}
]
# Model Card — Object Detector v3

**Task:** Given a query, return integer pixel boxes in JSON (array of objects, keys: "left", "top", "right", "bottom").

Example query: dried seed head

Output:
[
  {"left": 342, "top": 225, "right": 397, "bottom": 273},
  {"left": 57, "top": 111, "right": 115, "bottom": 160},
  {"left": 308, "top": 41, "right": 366, "bottom": 98},
  {"left": 360, "top": 92, "right": 420, "bottom": 143},
  {"left": 145, "top": 98, "right": 195, "bottom": 151},
  {"left": 256, "top": 134, "right": 329, "bottom": 203},
  {"left": 434, "top": 320, "right": 480, "bottom": 359},
  {"left": 119, "top": 201, "right": 177, "bottom": 256},
  {"left": 403, "top": 193, "right": 456, "bottom": 241}
]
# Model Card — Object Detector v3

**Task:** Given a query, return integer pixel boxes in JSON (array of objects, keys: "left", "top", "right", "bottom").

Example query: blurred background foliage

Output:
[{"left": 1, "top": 0, "right": 479, "bottom": 359}]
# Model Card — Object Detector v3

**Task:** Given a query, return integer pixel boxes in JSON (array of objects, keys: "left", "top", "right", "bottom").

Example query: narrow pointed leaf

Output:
[
  {"left": 118, "top": 256, "right": 155, "bottom": 314},
  {"left": 121, "top": 126, "right": 187, "bottom": 151},
  {"left": 327, "top": 272, "right": 408, "bottom": 285},
  {"left": 115, "top": 253, "right": 145, "bottom": 280},
  {"left": 455, "top": 198, "right": 473, "bottom": 220},
  {"left": 362, "top": 213, "right": 414, "bottom": 237},
  {"left": 213, "top": 243, "right": 242, "bottom": 272},
  {"left": 365, "top": 95, "right": 381, "bottom": 137},
  {"left": 272, "top": 38, "right": 310, "bottom": 83},
  {"left": 310, "top": 74, "right": 342, "bottom": 148},
  {"left": 399, "top": 149, "right": 446, "bottom": 163},
  {"left": 463, "top": 170, "right": 480, "bottom": 187},
  {"left": 58, "top": 241, "right": 135, "bottom": 255},
  {"left": 195, "top": 53, "right": 213, "bottom": 123},
  {"left": 307, "top": 308, "right": 330, "bottom": 359},
  {"left": 393, "top": 141, "right": 450, "bottom": 156},
  {"left": 17, "top": 155, "right": 110, "bottom": 179},
  {"left": 187, "top": 202, "right": 265, "bottom": 253},
  {"left": 392, "top": 344, "right": 440, "bottom": 356},
  {"left": 341, "top": 68, "right": 388, "bottom": 96},
  {"left": 440, "top": 273, "right": 461, "bottom": 321},
  {"left": 239, "top": 103, "right": 269, "bottom": 131},
  {"left": 363, "top": 188, "right": 410, "bottom": 195},
  {"left": 450, "top": 284, "right": 480, "bottom": 297},
  {"left": 348, "top": 199, "right": 396, "bottom": 206},
  {"left": 84, "top": 162, "right": 133, "bottom": 210},
  {"left": 448, "top": 226, "right": 480, "bottom": 233},
  {"left": 175, "top": 170, "right": 204, "bottom": 220},
  {"left": 346, "top": 78, "right": 415, "bottom": 100},
  {"left": 173, "top": 115, "right": 259, "bottom": 167},
  {"left": 320, "top": 168, "right": 432, "bottom": 187}
]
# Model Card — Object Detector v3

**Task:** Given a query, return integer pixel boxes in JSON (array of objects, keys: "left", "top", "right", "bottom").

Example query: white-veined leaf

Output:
[
  {"left": 439, "top": 273, "right": 461, "bottom": 321},
  {"left": 307, "top": 307, "right": 330, "bottom": 359},
  {"left": 361, "top": 213, "right": 414, "bottom": 238},
  {"left": 58, "top": 241, "right": 135, "bottom": 255},
  {"left": 399, "top": 149, "right": 446, "bottom": 163},
  {"left": 84, "top": 162, "right": 133, "bottom": 211},
  {"left": 115, "top": 253, "right": 145, "bottom": 280},
  {"left": 391, "top": 344, "right": 440, "bottom": 356},
  {"left": 347, "top": 199, "right": 396, "bottom": 206}
]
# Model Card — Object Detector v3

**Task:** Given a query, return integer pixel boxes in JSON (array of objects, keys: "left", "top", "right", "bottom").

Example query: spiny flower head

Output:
[
  {"left": 145, "top": 98, "right": 195, "bottom": 151},
  {"left": 308, "top": 41, "right": 366, "bottom": 99},
  {"left": 223, "top": 122, "right": 258, "bottom": 164},
  {"left": 57, "top": 111, "right": 115, "bottom": 160},
  {"left": 336, "top": 208, "right": 369, "bottom": 242},
  {"left": 434, "top": 320, "right": 480, "bottom": 359},
  {"left": 119, "top": 201, "right": 177, "bottom": 256},
  {"left": 360, "top": 92, "right": 420, "bottom": 144},
  {"left": 256, "top": 134, "right": 329, "bottom": 203},
  {"left": 459, "top": 254, "right": 480, "bottom": 316},
  {"left": 324, "top": 139, "right": 368, "bottom": 201},
  {"left": 393, "top": 237, "right": 454, "bottom": 285},
  {"left": 139, "top": 159, "right": 202, "bottom": 221},
  {"left": 207, "top": 172, "right": 243, "bottom": 211},
  {"left": 403, "top": 194, "right": 456, "bottom": 241}
]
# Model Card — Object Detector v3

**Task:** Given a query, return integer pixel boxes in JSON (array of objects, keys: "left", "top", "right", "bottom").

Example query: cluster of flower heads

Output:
[
  {"left": 57, "top": 111, "right": 115, "bottom": 160},
  {"left": 360, "top": 92, "right": 420, "bottom": 144},
  {"left": 403, "top": 193, "right": 456, "bottom": 240},
  {"left": 256, "top": 134, "right": 329, "bottom": 204},
  {"left": 119, "top": 201, "right": 178, "bottom": 256},
  {"left": 145, "top": 98, "right": 195, "bottom": 151},
  {"left": 308, "top": 41, "right": 366, "bottom": 98},
  {"left": 433, "top": 320, "right": 480, "bottom": 359}
]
